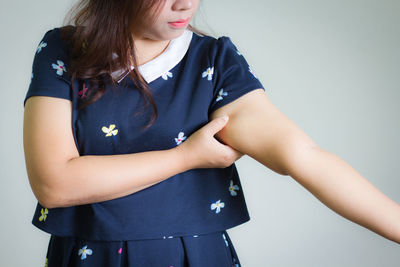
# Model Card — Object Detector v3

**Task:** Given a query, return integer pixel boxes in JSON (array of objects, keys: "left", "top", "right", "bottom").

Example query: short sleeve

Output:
[
  {"left": 23, "top": 28, "right": 72, "bottom": 107},
  {"left": 208, "top": 36, "right": 265, "bottom": 114}
]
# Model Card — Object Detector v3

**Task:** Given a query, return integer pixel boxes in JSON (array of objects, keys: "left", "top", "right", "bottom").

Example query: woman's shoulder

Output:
[
  {"left": 189, "top": 31, "right": 240, "bottom": 61},
  {"left": 37, "top": 26, "right": 74, "bottom": 49},
  {"left": 41, "top": 25, "right": 80, "bottom": 44},
  {"left": 36, "top": 25, "right": 82, "bottom": 62},
  {"left": 191, "top": 30, "right": 227, "bottom": 45},
  {"left": 189, "top": 31, "right": 234, "bottom": 54}
]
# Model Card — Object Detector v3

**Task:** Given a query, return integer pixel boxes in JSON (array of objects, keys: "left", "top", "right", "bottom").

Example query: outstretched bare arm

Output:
[{"left": 210, "top": 88, "right": 400, "bottom": 244}]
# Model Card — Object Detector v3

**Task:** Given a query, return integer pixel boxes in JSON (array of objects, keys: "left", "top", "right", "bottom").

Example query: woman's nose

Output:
[{"left": 171, "top": 0, "right": 193, "bottom": 11}]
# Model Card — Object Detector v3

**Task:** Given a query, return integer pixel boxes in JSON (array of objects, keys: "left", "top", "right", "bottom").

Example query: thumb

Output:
[{"left": 207, "top": 115, "right": 229, "bottom": 135}]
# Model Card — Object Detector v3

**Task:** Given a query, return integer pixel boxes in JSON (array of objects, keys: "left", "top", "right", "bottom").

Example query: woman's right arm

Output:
[{"left": 23, "top": 96, "right": 240, "bottom": 209}]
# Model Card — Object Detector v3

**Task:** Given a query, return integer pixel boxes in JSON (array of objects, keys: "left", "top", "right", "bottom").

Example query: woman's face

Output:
[{"left": 140, "top": 0, "right": 200, "bottom": 41}]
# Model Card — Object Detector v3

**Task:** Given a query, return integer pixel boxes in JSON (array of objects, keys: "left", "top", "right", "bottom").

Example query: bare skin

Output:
[
  {"left": 24, "top": 0, "right": 212, "bottom": 209},
  {"left": 23, "top": 96, "right": 241, "bottom": 208},
  {"left": 209, "top": 88, "right": 400, "bottom": 245},
  {"left": 24, "top": 0, "right": 400, "bottom": 247}
]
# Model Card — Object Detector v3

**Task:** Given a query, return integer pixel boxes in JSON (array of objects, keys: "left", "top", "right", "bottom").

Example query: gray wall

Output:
[{"left": 1, "top": 0, "right": 399, "bottom": 266}]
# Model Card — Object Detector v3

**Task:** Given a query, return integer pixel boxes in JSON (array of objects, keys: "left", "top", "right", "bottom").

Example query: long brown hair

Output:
[{"left": 61, "top": 0, "right": 208, "bottom": 130}]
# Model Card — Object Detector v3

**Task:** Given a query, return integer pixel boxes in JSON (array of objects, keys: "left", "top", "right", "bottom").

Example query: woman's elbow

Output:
[
  {"left": 27, "top": 172, "right": 65, "bottom": 209},
  {"left": 283, "top": 141, "right": 322, "bottom": 178},
  {"left": 254, "top": 139, "right": 320, "bottom": 177}
]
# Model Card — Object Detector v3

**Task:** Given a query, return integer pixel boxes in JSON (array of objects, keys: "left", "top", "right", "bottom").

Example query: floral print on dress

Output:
[
  {"left": 118, "top": 248, "right": 122, "bottom": 254},
  {"left": 78, "top": 245, "right": 93, "bottom": 260},
  {"left": 211, "top": 200, "right": 225, "bottom": 214},
  {"left": 162, "top": 71, "right": 173, "bottom": 80},
  {"left": 102, "top": 124, "right": 118, "bottom": 137},
  {"left": 52, "top": 60, "right": 67, "bottom": 76},
  {"left": 229, "top": 180, "right": 240, "bottom": 196},
  {"left": 82, "top": 41, "right": 88, "bottom": 53},
  {"left": 202, "top": 67, "right": 214, "bottom": 81},
  {"left": 175, "top": 132, "right": 187, "bottom": 145},
  {"left": 222, "top": 233, "right": 229, "bottom": 247},
  {"left": 216, "top": 88, "right": 228, "bottom": 102},
  {"left": 44, "top": 257, "right": 48, "bottom": 267},
  {"left": 249, "top": 66, "right": 257, "bottom": 79},
  {"left": 37, "top": 41, "right": 47, "bottom": 54},
  {"left": 78, "top": 82, "right": 88, "bottom": 99},
  {"left": 39, "top": 208, "right": 48, "bottom": 222}
]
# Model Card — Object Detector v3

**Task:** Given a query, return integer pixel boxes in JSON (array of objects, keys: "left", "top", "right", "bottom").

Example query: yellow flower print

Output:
[
  {"left": 39, "top": 208, "right": 48, "bottom": 221},
  {"left": 102, "top": 124, "right": 118, "bottom": 137},
  {"left": 82, "top": 41, "right": 88, "bottom": 53},
  {"left": 44, "top": 257, "right": 48, "bottom": 267}
]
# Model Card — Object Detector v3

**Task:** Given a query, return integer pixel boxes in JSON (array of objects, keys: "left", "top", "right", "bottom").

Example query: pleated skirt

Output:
[{"left": 44, "top": 230, "right": 241, "bottom": 267}]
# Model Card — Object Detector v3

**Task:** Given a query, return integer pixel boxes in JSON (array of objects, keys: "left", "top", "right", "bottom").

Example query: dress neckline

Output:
[{"left": 111, "top": 29, "right": 193, "bottom": 84}]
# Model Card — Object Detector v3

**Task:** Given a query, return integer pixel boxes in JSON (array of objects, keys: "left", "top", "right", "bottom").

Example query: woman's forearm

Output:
[
  {"left": 287, "top": 146, "right": 400, "bottom": 244},
  {"left": 42, "top": 147, "right": 188, "bottom": 209}
]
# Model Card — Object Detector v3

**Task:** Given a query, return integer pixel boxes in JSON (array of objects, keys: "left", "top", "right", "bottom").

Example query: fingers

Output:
[
  {"left": 206, "top": 116, "right": 229, "bottom": 135},
  {"left": 226, "top": 146, "right": 244, "bottom": 161},
  {"left": 207, "top": 116, "right": 243, "bottom": 159},
  {"left": 233, "top": 150, "right": 244, "bottom": 160}
]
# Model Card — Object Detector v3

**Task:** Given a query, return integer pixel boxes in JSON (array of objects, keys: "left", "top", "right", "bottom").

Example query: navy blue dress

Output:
[{"left": 24, "top": 26, "right": 265, "bottom": 266}]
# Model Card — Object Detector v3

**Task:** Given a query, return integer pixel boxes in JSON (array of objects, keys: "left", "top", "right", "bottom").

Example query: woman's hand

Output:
[
  {"left": 209, "top": 89, "right": 400, "bottom": 245},
  {"left": 174, "top": 116, "right": 244, "bottom": 169}
]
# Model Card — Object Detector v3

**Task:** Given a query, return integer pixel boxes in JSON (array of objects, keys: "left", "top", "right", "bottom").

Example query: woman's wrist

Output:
[{"left": 172, "top": 144, "right": 196, "bottom": 172}]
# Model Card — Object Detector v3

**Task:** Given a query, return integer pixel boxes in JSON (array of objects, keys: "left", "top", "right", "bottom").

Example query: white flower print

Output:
[
  {"left": 249, "top": 66, "right": 257, "bottom": 79},
  {"left": 78, "top": 245, "right": 93, "bottom": 260},
  {"left": 211, "top": 200, "right": 225, "bottom": 214},
  {"left": 39, "top": 208, "right": 48, "bottom": 222},
  {"left": 229, "top": 180, "right": 240, "bottom": 196},
  {"left": 37, "top": 41, "right": 47, "bottom": 53},
  {"left": 175, "top": 132, "right": 187, "bottom": 145},
  {"left": 202, "top": 67, "right": 214, "bottom": 81},
  {"left": 222, "top": 233, "right": 229, "bottom": 247},
  {"left": 216, "top": 88, "right": 228, "bottom": 102},
  {"left": 162, "top": 71, "right": 173, "bottom": 80},
  {"left": 52, "top": 60, "right": 67, "bottom": 76}
]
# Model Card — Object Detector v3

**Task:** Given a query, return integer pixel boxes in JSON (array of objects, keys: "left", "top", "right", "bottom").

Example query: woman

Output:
[{"left": 23, "top": 0, "right": 400, "bottom": 266}]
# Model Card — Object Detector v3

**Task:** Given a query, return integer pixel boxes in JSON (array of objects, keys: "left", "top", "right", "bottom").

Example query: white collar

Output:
[{"left": 111, "top": 29, "right": 193, "bottom": 84}]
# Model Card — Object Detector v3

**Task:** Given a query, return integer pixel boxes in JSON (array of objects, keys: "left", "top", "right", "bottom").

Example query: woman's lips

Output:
[{"left": 168, "top": 18, "right": 190, "bottom": 28}]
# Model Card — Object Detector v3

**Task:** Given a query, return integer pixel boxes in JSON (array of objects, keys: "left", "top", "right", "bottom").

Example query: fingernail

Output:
[{"left": 222, "top": 115, "right": 229, "bottom": 122}]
